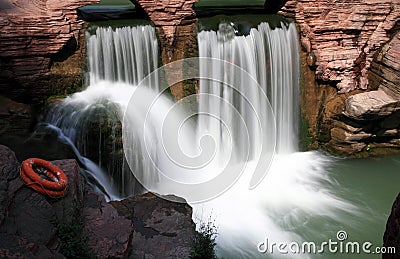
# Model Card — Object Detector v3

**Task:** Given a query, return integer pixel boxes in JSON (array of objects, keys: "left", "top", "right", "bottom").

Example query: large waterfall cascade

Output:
[
  {"left": 198, "top": 22, "right": 299, "bottom": 159},
  {"left": 42, "top": 21, "right": 358, "bottom": 258},
  {"left": 189, "top": 22, "right": 356, "bottom": 258}
]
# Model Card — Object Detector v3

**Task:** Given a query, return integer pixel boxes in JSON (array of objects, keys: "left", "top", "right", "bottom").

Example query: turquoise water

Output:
[
  {"left": 273, "top": 153, "right": 400, "bottom": 259},
  {"left": 325, "top": 155, "right": 400, "bottom": 258}
]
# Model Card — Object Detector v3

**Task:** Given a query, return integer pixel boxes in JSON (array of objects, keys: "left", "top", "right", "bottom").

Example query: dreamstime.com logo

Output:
[{"left": 257, "top": 230, "right": 396, "bottom": 255}]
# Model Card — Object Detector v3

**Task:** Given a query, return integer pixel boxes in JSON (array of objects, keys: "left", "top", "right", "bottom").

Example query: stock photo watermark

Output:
[
  {"left": 257, "top": 230, "right": 396, "bottom": 255},
  {"left": 123, "top": 57, "right": 276, "bottom": 203}
]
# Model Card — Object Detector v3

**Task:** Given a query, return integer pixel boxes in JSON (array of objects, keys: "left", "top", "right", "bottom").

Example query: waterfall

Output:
[
  {"left": 198, "top": 22, "right": 299, "bottom": 155},
  {"left": 39, "top": 20, "right": 356, "bottom": 258},
  {"left": 44, "top": 25, "right": 159, "bottom": 198},
  {"left": 87, "top": 25, "right": 159, "bottom": 89},
  {"left": 189, "top": 22, "right": 356, "bottom": 258}
]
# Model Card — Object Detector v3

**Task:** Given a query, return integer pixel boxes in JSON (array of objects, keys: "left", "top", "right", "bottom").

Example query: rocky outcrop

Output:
[
  {"left": 383, "top": 193, "right": 400, "bottom": 259},
  {"left": 112, "top": 193, "right": 196, "bottom": 258},
  {"left": 280, "top": 1, "right": 400, "bottom": 154},
  {"left": 0, "top": 0, "right": 99, "bottom": 103},
  {"left": 281, "top": 0, "right": 400, "bottom": 93},
  {"left": 131, "top": 0, "right": 199, "bottom": 100},
  {"left": 327, "top": 30, "right": 400, "bottom": 155},
  {"left": 0, "top": 145, "right": 196, "bottom": 258}
]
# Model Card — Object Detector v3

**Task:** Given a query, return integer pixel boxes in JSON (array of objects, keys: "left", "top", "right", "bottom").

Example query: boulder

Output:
[
  {"left": 83, "top": 187, "right": 133, "bottom": 258},
  {"left": 344, "top": 90, "right": 400, "bottom": 120},
  {"left": 112, "top": 193, "right": 196, "bottom": 259}
]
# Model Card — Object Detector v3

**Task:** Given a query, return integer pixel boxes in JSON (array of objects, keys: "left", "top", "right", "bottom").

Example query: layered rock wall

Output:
[
  {"left": 0, "top": 0, "right": 99, "bottom": 103},
  {"left": 329, "top": 31, "right": 400, "bottom": 154},
  {"left": 278, "top": 0, "right": 400, "bottom": 154},
  {"left": 281, "top": 0, "right": 400, "bottom": 93}
]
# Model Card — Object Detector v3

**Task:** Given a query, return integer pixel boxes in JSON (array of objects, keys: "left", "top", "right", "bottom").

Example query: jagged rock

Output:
[
  {"left": 83, "top": 187, "right": 133, "bottom": 258},
  {"left": 302, "top": 24, "right": 400, "bottom": 155},
  {"left": 111, "top": 193, "right": 196, "bottom": 259},
  {"left": 383, "top": 193, "right": 400, "bottom": 259},
  {"left": 330, "top": 127, "right": 371, "bottom": 143},
  {"left": 333, "top": 120, "right": 364, "bottom": 134},
  {"left": 0, "top": 0, "right": 99, "bottom": 103},
  {"left": 280, "top": 0, "right": 400, "bottom": 93},
  {"left": 328, "top": 141, "right": 367, "bottom": 154},
  {"left": 344, "top": 89, "right": 400, "bottom": 120},
  {"left": 370, "top": 31, "right": 400, "bottom": 96}
]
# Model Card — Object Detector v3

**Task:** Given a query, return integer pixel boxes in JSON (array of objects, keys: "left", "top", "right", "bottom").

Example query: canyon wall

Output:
[
  {"left": 278, "top": 0, "right": 400, "bottom": 155},
  {"left": 0, "top": 0, "right": 99, "bottom": 103},
  {"left": 131, "top": 0, "right": 199, "bottom": 100},
  {"left": 281, "top": 0, "right": 399, "bottom": 93}
]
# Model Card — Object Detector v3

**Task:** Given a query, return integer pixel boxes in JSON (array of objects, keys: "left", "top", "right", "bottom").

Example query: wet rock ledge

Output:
[{"left": 0, "top": 145, "right": 196, "bottom": 258}]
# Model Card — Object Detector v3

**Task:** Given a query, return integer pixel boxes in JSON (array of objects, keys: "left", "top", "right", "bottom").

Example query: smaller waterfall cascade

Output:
[
  {"left": 44, "top": 25, "right": 159, "bottom": 198},
  {"left": 87, "top": 25, "right": 159, "bottom": 89}
]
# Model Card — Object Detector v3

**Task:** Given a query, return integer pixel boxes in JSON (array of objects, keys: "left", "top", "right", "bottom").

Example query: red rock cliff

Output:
[
  {"left": 131, "top": 0, "right": 199, "bottom": 100},
  {"left": 0, "top": 0, "right": 99, "bottom": 103},
  {"left": 281, "top": 0, "right": 400, "bottom": 93}
]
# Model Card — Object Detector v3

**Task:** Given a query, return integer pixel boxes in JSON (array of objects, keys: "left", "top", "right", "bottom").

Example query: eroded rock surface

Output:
[
  {"left": 112, "top": 193, "right": 196, "bottom": 258},
  {"left": 281, "top": 0, "right": 400, "bottom": 93},
  {"left": 327, "top": 30, "right": 400, "bottom": 155},
  {"left": 0, "top": 0, "right": 99, "bottom": 103}
]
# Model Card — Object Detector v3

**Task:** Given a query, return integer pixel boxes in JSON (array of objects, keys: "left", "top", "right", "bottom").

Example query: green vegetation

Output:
[
  {"left": 299, "top": 114, "right": 315, "bottom": 151},
  {"left": 191, "top": 217, "right": 218, "bottom": 259},
  {"left": 52, "top": 207, "right": 95, "bottom": 259}
]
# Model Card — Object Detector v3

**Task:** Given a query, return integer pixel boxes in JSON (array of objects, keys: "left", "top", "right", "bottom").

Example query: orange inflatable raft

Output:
[{"left": 20, "top": 158, "right": 69, "bottom": 198}]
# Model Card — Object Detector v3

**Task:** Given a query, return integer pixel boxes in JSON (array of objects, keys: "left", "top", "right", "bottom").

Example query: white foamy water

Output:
[
  {"left": 44, "top": 22, "right": 358, "bottom": 258},
  {"left": 188, "top": 22, "right": 357, "bottom": 258}
]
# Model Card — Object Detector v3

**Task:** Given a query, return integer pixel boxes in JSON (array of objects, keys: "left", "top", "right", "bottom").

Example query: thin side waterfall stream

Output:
[{"left": 40, "top": 21, "right": 398, "bottom": 259}]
